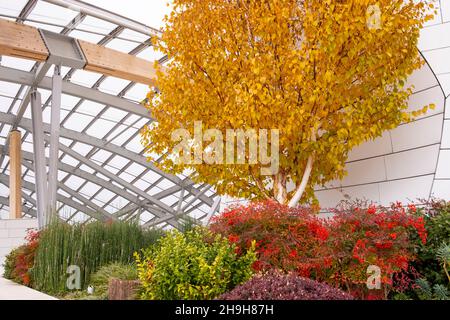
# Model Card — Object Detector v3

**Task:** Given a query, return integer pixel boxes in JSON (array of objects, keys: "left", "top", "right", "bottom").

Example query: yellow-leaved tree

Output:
[{"left": 141, "top": 0, "right": 435, "bottom": 207}]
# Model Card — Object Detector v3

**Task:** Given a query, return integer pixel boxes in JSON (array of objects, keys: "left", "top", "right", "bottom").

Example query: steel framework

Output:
[{"left": 0, "top": 0, "right": 219, "bottom": 228}]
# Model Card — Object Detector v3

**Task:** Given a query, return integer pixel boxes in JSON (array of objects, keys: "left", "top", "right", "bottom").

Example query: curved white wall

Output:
[{"left": 316, "top": 60, "right": 449, "bottom": 208}]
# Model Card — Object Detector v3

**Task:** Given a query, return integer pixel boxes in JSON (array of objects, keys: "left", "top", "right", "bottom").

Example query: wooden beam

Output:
[
  {"left": 0, "top": 19, "right": 48, "bottom": 62},
  {"left": 0, "top": 18, "right": 158, "bottom": 86},
  {"left": 9, "top": 130, "right": 22, "bottom": 219},
  {"left": 79, "top": 40, "right": 157, "bottom": 86}
]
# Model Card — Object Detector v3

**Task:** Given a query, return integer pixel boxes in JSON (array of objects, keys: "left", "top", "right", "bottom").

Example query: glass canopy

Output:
[
  {"left": 0, "top": 0, "right": 448, "bottom": 224},
  {"left": 0, "top": 0, "right": 219, "bottom": 228}
]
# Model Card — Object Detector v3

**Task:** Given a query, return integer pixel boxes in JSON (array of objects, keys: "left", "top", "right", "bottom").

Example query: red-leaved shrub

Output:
[
  {"left": 8, "top": 229, "right": 40, "bottom": 286},
  {"left": 326, "top": 201, "right": 427, "bottom": 299},
  {"left": 218, "top": 272, "right": 353, "bottom": 300},
  {"left": 210, "top": 200, "right": 329, "bottom": 277},
  {"left": 210, "top": 200, "right": 427, "bottom": 300}
]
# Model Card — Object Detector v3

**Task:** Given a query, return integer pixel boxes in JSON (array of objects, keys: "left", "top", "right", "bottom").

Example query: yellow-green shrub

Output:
[{"left": 134, "top": 227, "right": 256, "bottom": 300}]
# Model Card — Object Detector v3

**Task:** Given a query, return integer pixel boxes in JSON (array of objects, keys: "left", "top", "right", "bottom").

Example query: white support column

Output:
[
  {"left": 30, "top": 89, "right": 48, "bottom": 229},
  {"left": 48, "top": 65, "right": 61, "bottom": 216}
]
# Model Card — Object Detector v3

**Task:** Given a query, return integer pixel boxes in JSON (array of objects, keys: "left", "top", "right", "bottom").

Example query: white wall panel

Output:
[
  {"left": 390, "top": 114, "right": 443, "bottom": 152},
  {"left": 406, "top": 63, "right": 438, "bottom": 93},
  {"left": 379, "top": 175, "right": 434, "bottom": 204},
  {"left": 423, "top": 48, "right": 450, "bottom": 75},
  {"left": 316, "top": 184, "right": 381, "bottom": 209},
  {"left": 435, "top": 150, "right": 450, "bottom": 179},
  {"left": 318, "top": 63, "right": 449, "bottom": 207},
  {"left": 407, "top": 86, "right": 444, "bottom": 116},
  {"left": 431, "top": 180, "right": 450, "bottom": 199},
  {"left": 419, "top": 23, "right": 450, "bottom": 49},
  {"left": 347, "top": 132, "right": 392, "bottom": 162},
  {"left": 445, "top": 99, "right": 449, "bottom": 120},
  {"left": 341, "top": 157, "right": 386, "bottom": 186},
  {"left": 442, "top": 0, "right": 450, "bottom": 22},
  {"left": 442, "top": 120, "right": 450, "bottom": 148},
  {"left": 385, "top": 145, "right": 440, "bottom": 180}
]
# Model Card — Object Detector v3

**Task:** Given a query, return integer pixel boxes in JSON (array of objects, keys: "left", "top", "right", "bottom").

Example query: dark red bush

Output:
[{"left": 218, "top": 273, "right": 353, "bottom": 300}]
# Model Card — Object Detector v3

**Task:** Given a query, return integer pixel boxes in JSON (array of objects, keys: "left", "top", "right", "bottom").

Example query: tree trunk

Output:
[
  {"left": 273, "top": 172, "right": 287, "bottom": 204},
  {"left": 288, "top": 155, "right": 314, "bottom": 208},
  {"left": 108, "top": 278, "right": 140, "bottom": 300}
]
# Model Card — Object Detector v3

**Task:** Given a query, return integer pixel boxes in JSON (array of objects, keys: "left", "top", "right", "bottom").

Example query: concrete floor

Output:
[{"left": 0, "top": 267, "right": 58, "bottom": 300}]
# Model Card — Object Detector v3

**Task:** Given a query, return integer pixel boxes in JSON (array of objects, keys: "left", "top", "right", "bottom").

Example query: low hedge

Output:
[{"left": 218, "top": 272, "right": 354, "bottom": 300}]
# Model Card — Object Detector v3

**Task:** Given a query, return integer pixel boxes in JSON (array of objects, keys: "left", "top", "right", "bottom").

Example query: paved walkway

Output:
[{"left": 0, "top": 268, "right": 58, "bottom": 300}]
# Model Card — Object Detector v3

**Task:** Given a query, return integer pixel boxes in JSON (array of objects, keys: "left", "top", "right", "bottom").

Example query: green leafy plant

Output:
[
  {"left": 412, "top": 200, "right": 450, "bottom": 285},
  {"left": 2, "top": 247, "right": 21, "bottom": 280},
  {"left": 32, "top": 220, "right": 162, "bottom": 294},
  {"left": 415, "top": 278, "right": 449, "bottom": 300},
  {"left": 392, "top": 200, "right": 450, "bottom": 300},
  {"left": 135, "top": 227, "right": 256, "bottom": 300},
  {"left": 413, "top": 242, "right": 450, "bottom": 300},
  {"left": 436, "top": 242, "right": 450, "bottom": 282}
]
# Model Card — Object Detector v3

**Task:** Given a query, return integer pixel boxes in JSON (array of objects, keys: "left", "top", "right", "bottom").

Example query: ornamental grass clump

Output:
[
  {"left": 32, "top": 220, "right": 163, "bottom": 294},
  {"left": 135, "top": 227, "right": 257, "bottom": 300}
]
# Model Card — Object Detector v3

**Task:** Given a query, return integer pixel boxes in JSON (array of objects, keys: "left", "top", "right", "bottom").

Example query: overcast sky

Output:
[{"left": 84, "top": 0, "right": 173, "bottom": 29}]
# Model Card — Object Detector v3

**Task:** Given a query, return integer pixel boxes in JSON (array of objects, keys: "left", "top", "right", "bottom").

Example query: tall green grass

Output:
[{"left": 32, "top": 220, "right": 163, "bottom": 294}]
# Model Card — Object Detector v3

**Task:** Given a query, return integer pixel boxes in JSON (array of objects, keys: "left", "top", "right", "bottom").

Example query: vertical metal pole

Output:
[
  {"left": 48, "top": 65, "right": 62, "bottom": 218},
  {"left": 30, "top": 89, "right": 48, "bottom": 229},
  {"left": 9, "top": 130, "right": 22, "bottom": 219},
  {"left": 205, "top": 197, "right": 221, "bottom": 226}
]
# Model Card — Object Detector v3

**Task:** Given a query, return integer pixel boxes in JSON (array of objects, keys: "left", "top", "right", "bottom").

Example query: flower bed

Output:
[{"left": 210, "top": 200, "right": 446, "bottom": 299}]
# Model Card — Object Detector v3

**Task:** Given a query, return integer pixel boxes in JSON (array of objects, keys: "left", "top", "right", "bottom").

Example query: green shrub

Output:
[
  {"left": 32, "top": 220, "right": 163, "bottom": 294},
  {"left": 410, "top": 201, "right": 450, "bottom": 288},
  {"left": 135, "top": 227, "right": 257, "bottom": 300},
  {"left": 62, "top": 262, "right": 138, "bottom": 300},
  {"left": 2, "top": 247, "right": 21, "bottom": 280},
  {"left": 415, "top": 278, "right": 449, "bottom": 300}
]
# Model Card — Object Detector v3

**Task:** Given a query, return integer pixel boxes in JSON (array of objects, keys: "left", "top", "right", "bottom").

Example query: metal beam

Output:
[
  {"left": 2, "top": 167, "right": 104, "bottom": 222},
  {"left": 0, "top": 110, "right": 213, "bottom": 206},
  {"left": 205, "top": 197, "right": 221, "bottom": 225},
  {"left": 0, "top": 66, "right": 152, "bottom": 119},
  {"left": 0, "top": 196, "right": 36, "bottom": 218},
  {"left": 0, "top": 175, "right": 36, "bottom": 216},
  {"left": 19, "top": 159, "right": 112, "bottom": 221},
  {"left": 17, "top": 0, "right": 38, "bottom": 23},
  {"left": 42, "top": 0, "right": 161, "bottom": 38},
  {"left": 57, "top": 143, "right": 177, "bottom": 215},
  {"left": 30, "top": 90, "right": 48, "bottom": 228},
  {"left": 13, "top": 63, "right": 52, "bottom": 130},
  {"left": 48, "top": 65, "right": 62, "bottom": 214},
  {"left": 0, "top": 144, "right": 180, "bottom": 227}
]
